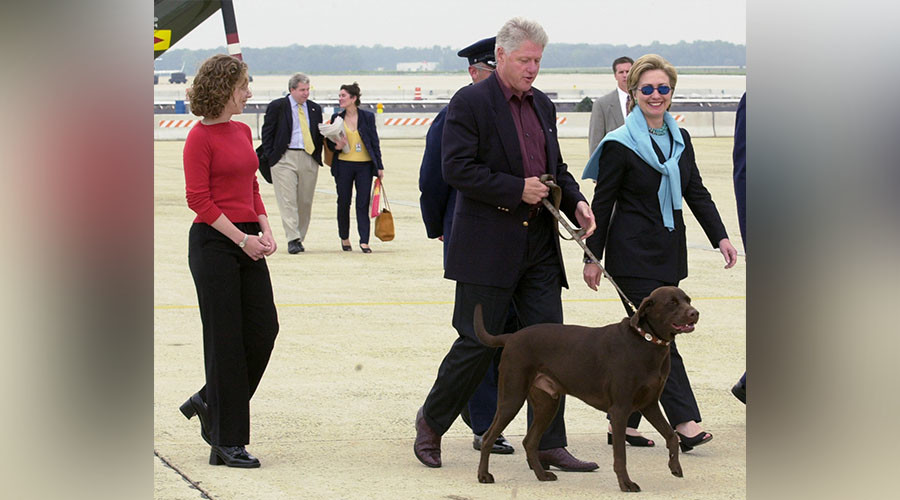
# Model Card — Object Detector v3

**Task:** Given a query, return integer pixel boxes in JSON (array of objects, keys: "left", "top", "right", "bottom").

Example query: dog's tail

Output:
[{"left": 473, "top": 304, "right": 510, "bottom": 348}]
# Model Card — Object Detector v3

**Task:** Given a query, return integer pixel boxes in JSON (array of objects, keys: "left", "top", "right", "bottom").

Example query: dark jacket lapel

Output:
[
  {"left": 487, "top": 74, "right": 524, "bottom": 177},
  {"left": 282, "top": 96, "right": 293, "bottom": 127},
  {"left": 308, "top": 101, "right": 322, "bottom": 131},
  {"left": 531, "top": 91, "right": 557, "bottom": 175}
]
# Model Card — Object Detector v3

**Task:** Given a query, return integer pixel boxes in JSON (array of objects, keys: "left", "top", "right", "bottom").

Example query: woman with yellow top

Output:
[{"left": 328, "top": 82, "right": 385, "bottom": 253}]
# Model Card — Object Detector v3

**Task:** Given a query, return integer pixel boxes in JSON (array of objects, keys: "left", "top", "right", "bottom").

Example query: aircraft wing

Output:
[{"left": 154, "top": 0, "right": 222, "bottom": 59}]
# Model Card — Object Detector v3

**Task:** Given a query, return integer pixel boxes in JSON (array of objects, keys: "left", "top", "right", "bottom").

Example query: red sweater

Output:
[{"left": 183, "top": 121, "right": 266, "bottom": 224}]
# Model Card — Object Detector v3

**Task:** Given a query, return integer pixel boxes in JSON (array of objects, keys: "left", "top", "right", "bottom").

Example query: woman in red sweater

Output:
[{"left": 178, "top": 54, "right": 279, "bottom": 469}]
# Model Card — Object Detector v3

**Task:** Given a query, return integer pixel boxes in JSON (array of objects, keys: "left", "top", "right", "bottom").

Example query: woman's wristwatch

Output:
[{"left": 238, "top": 234, "right": 249, "bottom": 248}]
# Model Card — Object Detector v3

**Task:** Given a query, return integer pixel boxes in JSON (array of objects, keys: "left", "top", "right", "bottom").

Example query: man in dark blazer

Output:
[
  {"left": 417, "top": 36, "right": 515, "bottom": 455},
  {"left": 261, "top": 73, "right": 324, "bottom": 254},
  {"left": 413, "top": 17, "right": 598, "bottom": 472},
  {"left": 731, "top": 92, "right": 747, "bottom": 404},
  {"left": 418, "top": 37, "right": 497, "bottom": 258}
]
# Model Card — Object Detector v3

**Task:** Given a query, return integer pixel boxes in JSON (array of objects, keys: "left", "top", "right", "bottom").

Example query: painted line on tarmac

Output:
[
  {"left": 155, "top": 295, "right": 744, "bottom": 310},
  {"left": 564, "top": 296, "right": 745, "bottom": 303}
]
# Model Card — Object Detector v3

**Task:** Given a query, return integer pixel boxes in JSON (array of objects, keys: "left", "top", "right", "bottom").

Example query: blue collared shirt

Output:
[{"left": 288, "top": 94, "right": 311, "bottom": 150}]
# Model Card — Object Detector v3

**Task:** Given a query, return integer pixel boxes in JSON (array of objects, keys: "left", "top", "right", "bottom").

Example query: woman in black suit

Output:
[
  {"left": 327, "top": 82, "right": 385, "bottom": 253},
  {"left": 582, "top": 54, "right": 738, "bottom": 452}
]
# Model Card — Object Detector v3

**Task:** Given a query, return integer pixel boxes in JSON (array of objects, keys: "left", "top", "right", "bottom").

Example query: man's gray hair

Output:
[
  {"left": 495, "top": 17, "right": 548, "bottom": 57},
  {"left": 288, "top": 72, "right": 310, "bottom": 90}
]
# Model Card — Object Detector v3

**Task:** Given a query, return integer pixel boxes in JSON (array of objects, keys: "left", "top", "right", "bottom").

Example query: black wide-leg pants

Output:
[{"left": 188, "top": 222, "right": 279, "bottom": 446}]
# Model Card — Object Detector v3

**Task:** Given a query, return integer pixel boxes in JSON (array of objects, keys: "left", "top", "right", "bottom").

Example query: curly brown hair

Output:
[{"left": 186, "top": 54, "right": 248, "bottom": 118}]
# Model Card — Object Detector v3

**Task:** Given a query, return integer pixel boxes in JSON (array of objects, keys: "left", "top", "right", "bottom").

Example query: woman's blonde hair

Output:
[
  {"left": 625, "top": 54, "right": 678, "bottom": 113},
  {"left": 186, "top": 54, "right": 248, "bottom": 118}
]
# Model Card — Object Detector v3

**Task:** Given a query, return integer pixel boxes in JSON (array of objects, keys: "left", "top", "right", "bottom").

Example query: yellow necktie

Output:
[{"left": 298, "top": 104, "right": 314, "bottom": 152}]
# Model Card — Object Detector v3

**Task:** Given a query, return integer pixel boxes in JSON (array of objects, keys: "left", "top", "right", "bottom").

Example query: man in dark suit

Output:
[
  {"left": 418, "top": 36, "right": 515, "bottom": 456},
  {"left": 261, "top": 73, "right": 324, "bottom": 254},
  {"left": 419, "top": 37, "right": 496, "bottom": 257},
  {"left": 414, "top": 17, "right": 598, "bottom": 472},
  {"left": 731, "top": 92, "right": 747, "bottom": 404}
]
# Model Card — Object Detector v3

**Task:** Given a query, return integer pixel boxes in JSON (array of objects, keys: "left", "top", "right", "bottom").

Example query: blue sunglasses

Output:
[{"left": 636, "top": 84, "right": 672, "bottom": 95}]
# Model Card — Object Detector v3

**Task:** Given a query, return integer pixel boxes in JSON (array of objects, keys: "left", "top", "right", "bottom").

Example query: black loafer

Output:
[
  {"left": 209, "top": 445, "right": 260, "bottom": 468},
  {"left": 731, "top": 381, "right": 746, "bottom": 404},
  {"left": 179, "top": 392, "right": 211, "bottom": 444},
  {"left": 473, "top": 433, "right": 515, "bottom": 454},
  {"left": 288, "top": 239, "right": 304, "bottom": 254}
]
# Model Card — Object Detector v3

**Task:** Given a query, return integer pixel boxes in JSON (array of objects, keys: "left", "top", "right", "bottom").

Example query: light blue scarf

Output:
[{"left": 582, "top": 107, "right": 685, "bottom": 231}]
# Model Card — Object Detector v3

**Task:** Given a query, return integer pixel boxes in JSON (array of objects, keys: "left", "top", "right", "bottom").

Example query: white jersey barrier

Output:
[{"left": 154, "top": 112, "right": 735, "bottom": 141}]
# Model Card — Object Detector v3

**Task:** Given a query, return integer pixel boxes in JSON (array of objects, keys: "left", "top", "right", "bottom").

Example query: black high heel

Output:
[
  {"left": 209, "top": 445, "right": 260, "bottom": 468},
  {"left": 341, "top": 242, "right": 352, "bottom": 251},
  {"left": 607, "top": 432, "right": 655, "bottom": 447},
  {"left": 676, "top": 430, "right": 713, "bottom": 452},
  {"left": 360, "top": 245, "right": 372, "bottom": 254},
  {"left": 179, "top": 392, "right": 211, "bottom": 444}
]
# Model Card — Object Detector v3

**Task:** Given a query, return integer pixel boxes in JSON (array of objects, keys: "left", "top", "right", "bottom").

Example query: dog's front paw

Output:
[
  {"left": 478, "top": 472, "right": 494, "bottom": 484},
  {"left": 537, "top": 471, "right": 557, "bottom": 482},
  {"left": 618, "top": 478, "right": 641, "bottom": 492},
  {"left": 669, "top": 457, "right": 683, "bottom": 477}
]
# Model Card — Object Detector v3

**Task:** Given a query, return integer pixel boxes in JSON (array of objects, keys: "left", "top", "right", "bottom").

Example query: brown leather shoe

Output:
[
  {"left": 414, "top": 407, "right": 442, "bottom": 468},
  {"left": 538, "top": 447, "right": 599, "bottom": 472}
]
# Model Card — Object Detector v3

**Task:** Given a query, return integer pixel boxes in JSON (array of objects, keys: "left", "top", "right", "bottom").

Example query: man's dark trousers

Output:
[{"left": 422, "top": 212, "right": 568, "bottom": 450}]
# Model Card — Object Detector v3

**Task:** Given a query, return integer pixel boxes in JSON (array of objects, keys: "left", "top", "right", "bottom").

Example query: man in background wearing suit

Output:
[
  {"left": 413, "top": 17, "right": 598, "bottom": 472},
  {"left": 731, "top": 92, "right": 747, "bottom": 404},
  {"left": 588, "top": 56, "right": 633, "bottom": 153},
  {"left": 261, "top": 73, "right": 324, "bottom": 254},
  {"left": 417, "top": 36, "right": 515, "bottom": 456}
]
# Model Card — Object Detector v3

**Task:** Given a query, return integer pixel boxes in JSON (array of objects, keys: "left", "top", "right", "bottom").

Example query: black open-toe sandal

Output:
[
  {"left": 676, "top": 431, "right": 712, "bottom": 452},
  {"left": 607, "top": 432, "right": 655, "bottom": 447}
]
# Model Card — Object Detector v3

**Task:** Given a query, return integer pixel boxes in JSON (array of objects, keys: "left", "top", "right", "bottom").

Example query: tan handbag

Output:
[{"left": 373, "top": 179, "right": 394, "bottom": 242}]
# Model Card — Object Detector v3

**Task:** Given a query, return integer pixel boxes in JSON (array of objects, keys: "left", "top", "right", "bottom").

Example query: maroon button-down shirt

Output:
[{"left": 496, "top": 75, "right": 547, "bottom": 179}]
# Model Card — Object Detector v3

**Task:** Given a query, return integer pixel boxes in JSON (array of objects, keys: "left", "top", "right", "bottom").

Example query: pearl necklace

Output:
[{"left": 648, "top": 122, "right": 668, "bottom": 136}]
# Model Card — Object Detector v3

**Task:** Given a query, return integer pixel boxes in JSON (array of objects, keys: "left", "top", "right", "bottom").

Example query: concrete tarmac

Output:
[{"left": 154, "top": 137, "right": 745, "bottom": 499}]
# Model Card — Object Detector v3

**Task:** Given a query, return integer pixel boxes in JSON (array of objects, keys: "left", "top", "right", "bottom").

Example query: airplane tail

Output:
[{"left": 154, "top": 0, "right": 223, "bottom": 59}]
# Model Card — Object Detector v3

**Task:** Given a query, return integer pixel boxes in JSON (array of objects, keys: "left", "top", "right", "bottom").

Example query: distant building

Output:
[{"left": 396, "top": 61, "right": 438, "bottom": 72}]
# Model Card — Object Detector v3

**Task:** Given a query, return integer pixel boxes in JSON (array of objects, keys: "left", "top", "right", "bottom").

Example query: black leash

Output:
[{"left": 538, "top": 174, "right": 638, "bottom": 316}]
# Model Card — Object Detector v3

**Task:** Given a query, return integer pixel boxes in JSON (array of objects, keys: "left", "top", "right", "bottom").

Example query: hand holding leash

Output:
[
  {"left": 522, "top": 176, "right": 550, "bottom": 204},
  {"left": 539, "top": 175, "right": 637, "bottom": 315}
]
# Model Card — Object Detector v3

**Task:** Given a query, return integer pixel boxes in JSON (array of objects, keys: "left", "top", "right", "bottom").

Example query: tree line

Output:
[{"left": 156, "top": 40, "right": 745, "bottom": 75}]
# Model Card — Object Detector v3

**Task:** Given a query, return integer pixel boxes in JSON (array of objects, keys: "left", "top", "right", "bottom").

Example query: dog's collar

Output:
[{"left": 633, "top": 325, "right": 670, "bottom": 346}]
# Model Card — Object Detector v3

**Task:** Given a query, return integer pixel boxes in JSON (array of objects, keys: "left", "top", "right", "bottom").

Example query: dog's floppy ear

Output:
[{"left": 630, "top": 297, "right": 652, "bottom": 330}]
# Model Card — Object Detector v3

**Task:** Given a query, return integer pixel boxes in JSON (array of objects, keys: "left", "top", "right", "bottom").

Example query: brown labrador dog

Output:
[{"left": 474, "top": 286, "right": 699, "bottom": 492}]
